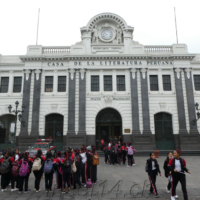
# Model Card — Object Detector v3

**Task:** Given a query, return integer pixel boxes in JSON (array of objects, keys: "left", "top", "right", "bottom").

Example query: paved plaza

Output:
[{"left": 0, "top": 156, "right": 200, "bottom": 200}]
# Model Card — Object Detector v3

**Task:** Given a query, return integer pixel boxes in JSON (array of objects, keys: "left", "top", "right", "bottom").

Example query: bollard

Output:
[{"left": 155, "top": 149, "right": 159, "bottom": 158}]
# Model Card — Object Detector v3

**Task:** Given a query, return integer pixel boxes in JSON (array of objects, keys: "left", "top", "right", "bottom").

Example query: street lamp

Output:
[
  {"left": 193, "top": 102, "right": 200, "bottom": 125},
  {"left": 8, "top": 101, "right": 25, "bottom": 148}
]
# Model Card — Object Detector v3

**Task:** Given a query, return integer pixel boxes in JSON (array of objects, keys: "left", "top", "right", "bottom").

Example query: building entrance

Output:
[
  {"left": 96, "top": 108, "right": 122, "bottom": 149},
  {"left": 154, "top": 112, "right": 175, "bottom": 150}
]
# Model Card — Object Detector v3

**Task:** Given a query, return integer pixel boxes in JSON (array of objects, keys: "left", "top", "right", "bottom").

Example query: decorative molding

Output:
[
  {"left": 159, "top": 102, "right": 166, "bottom": 111},
  {"left": 130, "top": 68, "right": 137, "bottom": 79},
  {"left": 69, "top": 68, "right": 76, "bottom": 80},
  {"left": 34, "top": 69, "right": 41, "bottom": 81},
  {"left": 185, "top": 68, "right": 192, "bottom": 79},
  {"left": 79, "top": 68, "right": 86, "bottom": 80},
  {"left": 24, "top": 69, "right": 31, "bottom": 81},
  {"left": 140, "top": 68, "right": 147, "bottom": 79},
  {"left": 175, "top": 68, "right": 182, "bottom": 79}
]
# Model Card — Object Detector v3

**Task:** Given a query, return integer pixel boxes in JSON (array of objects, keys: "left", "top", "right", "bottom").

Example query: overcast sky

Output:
[{"left": 0, "top": 0, "right": 200, "bottom": 55}]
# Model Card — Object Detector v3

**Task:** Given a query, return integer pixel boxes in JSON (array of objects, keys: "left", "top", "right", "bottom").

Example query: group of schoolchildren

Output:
[
  {"left": 101, "top": 139, "right": 136, "bottom": 167},
  {"left": 147, "top": 149, "right": 190, "bottom": 200},
  {"left": 0, "top": 145, "right": 99, "bottom": 194}
]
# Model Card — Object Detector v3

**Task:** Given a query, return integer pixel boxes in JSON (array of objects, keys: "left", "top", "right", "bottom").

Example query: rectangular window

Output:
[
  {"left": 13, "top": 77, "right": 22, "bottom": 93},
  {"left": 45, "top": 76, "right": 53, "bottom": 92},
  {"left": 150, "top": 75, "right": 159, "bottom": 91},
  {"left": 0, "top": 77, "right": 9, "bottom": 93},
  {"left": 58, "top": 76, "right": 66, "bottom": 92},
  {"left": 162, "top": 75, "right": 171, "bottom": 91},
  {"left": 194, "top": 75, "right": 200, "bottom": 91},
  {"left": 104, "top": 76, "right": 112, "bottom": 91},
  {"left": 91, "top": 76, "right": 99, "bottom": 91},
  {"left": 117, "top": 75, "right": 125, "bottom": 91}
]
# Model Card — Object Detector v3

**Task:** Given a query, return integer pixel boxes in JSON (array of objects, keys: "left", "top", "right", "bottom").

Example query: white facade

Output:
[{"left": 0, "top": 13, "right": 200, "bottom": 151}]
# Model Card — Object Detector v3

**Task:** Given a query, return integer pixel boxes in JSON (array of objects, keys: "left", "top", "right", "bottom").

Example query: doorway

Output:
[
  {"left": 154, "top": 112, "right": 175, "bottom": 150},
  {"left": 96, "top": 108, "right": 122, "bottom": 149}
]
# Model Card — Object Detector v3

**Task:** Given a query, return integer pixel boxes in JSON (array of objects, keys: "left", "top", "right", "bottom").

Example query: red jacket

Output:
[{"left": 0, "top": 157, "right": 14, "bottom": 164}]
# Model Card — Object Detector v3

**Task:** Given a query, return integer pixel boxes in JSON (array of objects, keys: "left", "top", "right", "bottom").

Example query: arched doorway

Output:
[
  {"left": 45, "top": 114, "right": 63, "bottom": 150},
  {"left": 154, "top": 112, "right": 175, "bottom": 150},
  {"left": 96, "top": 108, "right": 122, "bottom": 149},
  {"left": 0, "top": 114, "right": 16, "bottom": 151}
]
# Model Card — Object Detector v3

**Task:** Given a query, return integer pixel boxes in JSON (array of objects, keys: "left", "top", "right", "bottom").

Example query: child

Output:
[
  {"left": 44, "top": 151, "right": 56, "bottom": 192},
  {"left": 146, "top": 152, "right": 161, "bottom": 198},
  {"left": 126, "top": 142, "right": 136, "bottom": 167},
  {"left": 86, "top": 146, "right": 93, "bottom": 181},
  {"left": 91, "top": 145, "right": 98, "bottom": 184},
  {"left": 109, "top": 143, "right": 116, "bottom": 166},
  {"left": 163, "top": 152, "right": 173, "bottom": 193},
  {"left": 32, "top": 149, "right": 46, "bottom": 192},
  {"left": 55, "top": 151, "right": 63, "bottom": 190},
  {"left": 121, "top": 142, "right": 127, "bottom": 165},
  {"left": 0, "top": 151, "right": 14, "bottom": 192},
  {"left": 103, "top": 143, "right": 109, "bottom": 164},
  {"left": 168, "top": 149, "right": 191, "bottom": 200},
  {"left": 61, "top": 151, "right": 73, "bottom": 193},
  {"left": 72, "top": 149, "right": 82, "bottom": 189},
  {"left": 80, "top": 148, "right": 87, "bottom": 185},
  {"left": 117, "top": 141, "right": 122, "bottom": 165},
  {"left": 18, "top": 152, "right": 33, "bottom": 193}
]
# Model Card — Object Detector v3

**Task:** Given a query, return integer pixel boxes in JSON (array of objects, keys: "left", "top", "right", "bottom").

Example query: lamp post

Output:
[
  {"left": 193, "top": 103, "right": 200, "bottom": 125},
  {"left": 8, "top": 101, "right": 25, "bottom": 148}
]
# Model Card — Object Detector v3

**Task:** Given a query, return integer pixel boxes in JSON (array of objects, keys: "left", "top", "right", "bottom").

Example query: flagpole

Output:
[
  {"left": 36, "top": 8, "right": 40, "bottom": 45},
  {"left": 174, "top": 7, "right": 178, "bottom": 44}
]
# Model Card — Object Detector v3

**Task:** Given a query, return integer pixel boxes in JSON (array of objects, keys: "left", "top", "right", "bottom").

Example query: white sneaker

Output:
[
  {"left": 166, "top": 187, "right": 170, "bottom": 193},
  {"left": 132, "top": 164, "right": 136, "bottom": 166},
  {"left": 127, "top": 165, "right": 130, "bottom": 167},
  {"left": 171, "top": 196, "right": 175, "bottom": 200},
  {"left": 175, "top": 195, "right": 179, "bottom": 198},
  {"left": 18, "top": 191, "right": 22, "bottom": 194},
  {"left": 11, "top": 188, "right": 18, "bottom": 192},
  {"left": 1, "top": 189, "right": 4, "bottom": 192}
]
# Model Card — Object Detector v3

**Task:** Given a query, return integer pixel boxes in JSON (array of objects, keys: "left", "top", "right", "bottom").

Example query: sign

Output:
[
  {"left": 90, "top": 98, "right": 101, "bottom": 101},
  {"left": 47, "top": 62, "right": 64, "bottom": 67},
  {"left": 124, "top": 129, "right": 131, "bottom": 133},
  {"left": 113, "top": 98, "right": 131, "bottom": 100}
]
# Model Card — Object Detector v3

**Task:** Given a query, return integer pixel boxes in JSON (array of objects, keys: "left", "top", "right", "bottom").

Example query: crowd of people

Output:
[
  {"left": 0, "top": 140, "right": 191, "bottom": 200},
  {"left": 0, "top": 145, "right": 99, "bottom": 194}
]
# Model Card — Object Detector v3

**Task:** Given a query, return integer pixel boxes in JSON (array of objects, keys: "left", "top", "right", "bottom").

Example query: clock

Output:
[{"left": 101, "top": 29, "right": 113, "bottom": 40}]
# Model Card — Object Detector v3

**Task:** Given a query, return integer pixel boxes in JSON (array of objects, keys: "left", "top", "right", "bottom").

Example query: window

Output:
[
  {"left": 45, "top": 76, "right": 53, "bottom": 92},
  {"left": 150, "top": 75, "right": 159, "bottom": 91},
  {"left": 0, "top": 77, "right": 9, "bottom": 93},
  {"left": 91, "top": 76, "right": 99, "bottom": 91},
  {"left": 117, "top": 75, "right": 125, "bottom": 91},
  {"left": 162, "top": 75, "right": 171, "bottom": 91},
  {"left": 58, "top": 76, "right": 66, "bottom": 92},
  {"left": 13, "top": 77, "right": 22, "bottom": 93},
  {"left": 194, "top": 75, "right": 200, "bottom": 91},
  {"left": 104, "top": 76, "right": 112, "bottom": 91}
]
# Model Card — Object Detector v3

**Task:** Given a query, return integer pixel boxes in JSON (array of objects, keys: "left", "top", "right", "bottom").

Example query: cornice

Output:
[
  {"left": 19, "top": 54, "right": 196, "bottom": 62},
  {"left": 0, "top": 63, "right": 25, "bottom": 66}
]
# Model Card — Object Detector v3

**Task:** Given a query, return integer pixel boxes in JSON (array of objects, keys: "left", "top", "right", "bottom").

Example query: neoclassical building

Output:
[{"left": 0, "top": 13, "right": 200, "bottom": 152}]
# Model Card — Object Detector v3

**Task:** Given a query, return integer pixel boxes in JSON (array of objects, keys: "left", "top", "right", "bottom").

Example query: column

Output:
[
  {"left": 78, "top": 69, "right": 86, "bottom": 134},
  {"left": 184, "top": 68, "right": 199, "bottom": 134},
  {"left": 67, "top": 68, "right": 76, "bottom": 134},
  {"left": 113, "top": 70, "right": 116, "bottom": 92},
  {"left": 130, "top": 68, "right": 140, "bottom": 134},
  {"left": 140, "top": 68, "right": 152, "bottom": 134},
  {"left": 20, "top": 70, "right": 32, "bottom": 135},
  {"left": 53, "top": 70, "right": 58, "bottom": 95},
  {"left": 8, "top": 71, "right": 14, "bottom": 95},
  {"left": 30, "top": 69, "right": 42, "bottom": 136},
  {"left": 174, "top": 68, "right": 188, "bottom": 134},
  {"left": 99, "top": 70, "right": 103, "bottom": 93}
]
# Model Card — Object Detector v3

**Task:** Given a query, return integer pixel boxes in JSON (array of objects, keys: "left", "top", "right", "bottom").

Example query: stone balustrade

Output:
[
  {"left": 144, "top": 45, "right": 172, "bottom": 53},
  {"left": 42, "top": 46, "right": 71, "bottom": 54}
]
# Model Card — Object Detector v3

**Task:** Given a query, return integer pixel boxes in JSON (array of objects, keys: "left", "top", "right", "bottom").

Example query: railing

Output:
[
  {"left": 144, "top": 45, "right": 172, "bottom": 53},
  {"left": 42, "top": 46, "right": 71, "bottom": 54}
]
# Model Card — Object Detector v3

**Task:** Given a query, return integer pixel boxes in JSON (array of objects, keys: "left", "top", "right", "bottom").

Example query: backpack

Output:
[
  {"left": 128, "top": 146, "right": 134, "bottom": 155},
  {"left": 19, "top": 159, "right": 29, "bottom": 177},
  {"left": 92, "top": 154, "right": 99, "bottom": 165},
  {"left": 86, "top": 179, "right": 92, "bottom": 188},
  {"left": 0, "top": 157, "right": 10, "bottom": 174},
  {"left": 111, "top": 147, "right": 115, "bottom": 155},
  {"left": 105, "top": 147, "right": 109, "bottom": 155},
  {"left": 44, "top": 159, "right": 53, "bottom": 174},
  {"left": 11, "top": 160, "right": 19, "bottom": 177},
  {"left": 32, "top": 157, "right": 42, "bottom": 171},
  {"left": 72, "top": 162, "right": 77, "bottom": 173},
  {"left": 118, "top": 146, "right": 122, "bottom": 153}
]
